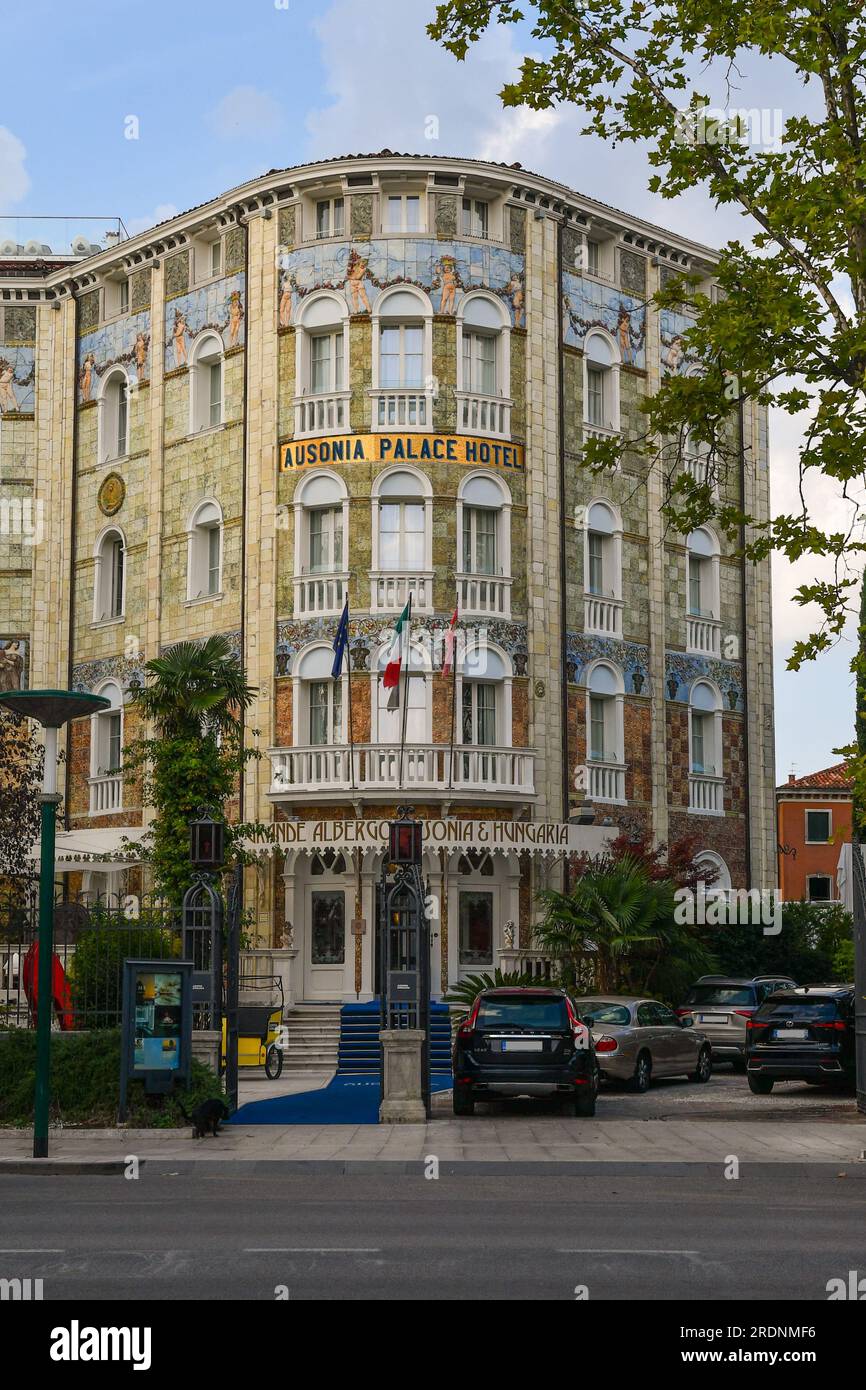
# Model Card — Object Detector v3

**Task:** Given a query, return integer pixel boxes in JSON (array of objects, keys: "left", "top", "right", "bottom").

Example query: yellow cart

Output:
[{"left": 221, "top": 975, "right": 284, "bottom": 1079}]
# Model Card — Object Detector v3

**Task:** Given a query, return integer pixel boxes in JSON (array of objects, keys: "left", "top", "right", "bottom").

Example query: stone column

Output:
[{"left": 379, "top": 1030, "right": 426, "bottom": 1123}]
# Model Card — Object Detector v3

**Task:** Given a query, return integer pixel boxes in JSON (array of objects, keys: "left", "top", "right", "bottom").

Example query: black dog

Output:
[{"left": 179, "top": 1098, "right": 229, "bottom": 1139}]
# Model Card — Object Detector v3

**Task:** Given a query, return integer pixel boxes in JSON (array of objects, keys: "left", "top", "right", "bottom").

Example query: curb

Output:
[
  {"left": 0, "top": 1158, "right": 140, "bottom": 1175},
  {"left": 2, "top": 1157, "right": 864, "bottom": 1176}
]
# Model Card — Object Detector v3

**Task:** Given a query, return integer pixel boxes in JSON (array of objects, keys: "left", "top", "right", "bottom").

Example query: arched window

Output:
[
  {"left": 688, "top": 680, "right": 724, "bottom": 814},
  {"left": 187, "top": 499, "right": 223, "bottom": 600},
  {"left": 372, "top": 287, "right": 433, "bottom": 429},
  {"left": 583, "top": 329, "right": 621, "bottom": 436},
  {"left": 89, "top": 680, "right": 123, "bottom": 813},
  {"left": 694, "top": 850, "right": 731, "bottom": 893},
  {"left": 294, "top": 644, "right": 344, "bottom": 746},
  {"left": 93, "top": 527, "right": 125, "bottom": 623},
  {"left": 190, "top": 332, "right": 223, "bottom": 433},
  {"left": 686, "top": 527, "right": 721, "bottom": 655},
  {"left": 585, "top": 661, "right": 625, "bottom": 802},
  {"left": 98, "top": 368, "right": 129, "bottom": 463},
  {"left": 292, "top": 471, "right": 349, "bottom": 618},
  {"left": 373, "top": 641, "right": 430, "bottom": 745},
  {"left": 294, "top": 292, "right": 349, "bottom": 436},
  {"left": 458, "top": 644, "right": 511, "bottom": 748},
  {"left": 457, "top": 472, "right": 512, "bottom": 617},
  {"left": 583, "top": 500, "right": 623, "bottom": 636},
  {"left": 457, "top": 293, "right": 511, "bottom": 436},
  {"left": 371, "top": 466, "right": 433, "bottom": 612}
]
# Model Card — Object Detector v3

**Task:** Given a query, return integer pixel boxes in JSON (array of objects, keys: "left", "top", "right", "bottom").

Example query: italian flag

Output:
[{"left": 383, "top": 597, "right": 411, "bottom": 709}]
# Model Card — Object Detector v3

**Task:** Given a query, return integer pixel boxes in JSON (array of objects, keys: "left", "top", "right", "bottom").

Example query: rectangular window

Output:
[
  {"left": 462, "top": 198, "right": 489, "bottom": 238},
  {"left": 805, "top": 809, "right": 831, "bottom": 843},
  {"left": 807, "top": 875, "right": 833, "bottom": 903},
  {"left": 385, "top": 194, "right": 422, "bottom": 233},
  {"left": 586, "top": 239, "right": 599, "bottom": 275},
  {"left": 106, "top": 712, "right": 122, "bottom": 772},
  {"left": 309, "top": 680, "right": 341, "bottom": 745},
  {"left": 316, "top": 198, "right": 344, "bottom": 238},
  {"left": 691, "top": 712, "right": 707, "bottom": 773},
  {"left": 208, "top": 362, "right": 222, "bottom": 427},
  {"left": 588, "top": 533, "right": 604, "bottom": 595},
  {"left": 109, "top": 539, "right": 124, "bottom": 618},
  {"left": 310, "top": 331, "right": 344, "bottom": 393},
  {"left": 311, "top": 890, "right": 345, "bottom": 964},
  {"left": 463, "top": 331, "right": 496, "bottom": 394},
  {"left": 210, "top": 240, "right": 222, "bottom": 277},
  {"left": 119, "top": 279, "right": 129, "bottom": 314},
  {"left": 476, "top": 683, "right": 496, "bottom": 745},
  {"left": 207, "top": 526, "right": 220, "bottom": 595},
  {"left": 116, "top": 384, "right": 128, "bottom": 457},
  {"left": 688, "top": 559, "right": 703, "bottom": 616},
  {"left": 475, "top": 508, "right": 496, "bottom": 574},
  {"left": 586, "top": 367, "right": 604, "bottom": 425},
  {"left": 379, "top": 324, "right": 423, "bottom": 388},
  {"left": 459, "top": 891, "right": 494, "bottom": 966},
  {"left": 308, "top": 506, "right": 343, "bottom": 573},
  {"left": 589, "top": 695, "right": 606, "bottom": 760}
]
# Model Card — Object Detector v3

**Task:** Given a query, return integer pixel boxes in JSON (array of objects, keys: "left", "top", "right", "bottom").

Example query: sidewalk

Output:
[{"left": 1, "top": 1116, "right": 864, "bottom": 1174}]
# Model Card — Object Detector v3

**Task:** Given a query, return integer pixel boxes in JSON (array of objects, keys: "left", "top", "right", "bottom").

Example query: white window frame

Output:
[
  {"left": 93, "top": 526, "right": 126, "bottom": 624},
  {"left": 315, "top": 196, "right": 345, "bottom": 240},
  {"left": 186, "top": 498, "right": 224, "bottom": 602},
  {"left": 370, "top": 641, "right": 432, "bottom": 744},
  {"left": 583, "top": 501, "right": 622, "bottom": 600},
  {"left": 293, "top": 644, "right": 348, "bottom": 748},
  {"left": 584, "top": 661, "right": 625, "bottom": 766},
  {"left": 686, "top": 527, "right": 721, "bottom": 619},
  {"left": 192, "top": 232, "right": 222, "bottom": 284},
  {"left": 292, "top": 470, "right": 350, "bottom": 578},
  {"left": 97, "top": 368, "right": 130, "bottom": 464},
  {"left": 370, "top": 286, "right": 434, "bottom": 430},
  {"left": 370, "top": 465, "right": 433, "bottom": 574},
  {"left": 688, "top": 681, "right": 723, "bottom": 779},
  {"left": 806, "top": 873, "right": 834, "bottom": 903},
  {"left": 462, "top": 197, "right": 489, "bottom": 239},
  {"left": 583, "top": 329, "right": 621, "bottom": 435},
  {"left": 382, "top": 190, "right": 425, "bottom": 234},
  {"left": 189, "top": 331, "right": 224, "bottom": 434},
  {"left": 805, "top": 807, "right": 832, "bottom": 843},
  {"left": 456, "top": 471, "right": 512, "bottom": 577},
  {"left": 89, "top": 680, "right": 124, "bottom": 811},
  {"left": 455, "top": 643, "right": 513, "bottom": 749}
]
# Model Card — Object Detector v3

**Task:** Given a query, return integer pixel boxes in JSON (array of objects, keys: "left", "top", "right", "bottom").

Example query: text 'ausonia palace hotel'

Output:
[{"left": 0, "top": 153, "right": 776, "bottom": 1002}]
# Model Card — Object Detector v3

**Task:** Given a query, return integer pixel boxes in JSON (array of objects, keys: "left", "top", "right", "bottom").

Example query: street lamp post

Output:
[{"left": 0, "top": 689, "right": 110, "bottom": 1157}]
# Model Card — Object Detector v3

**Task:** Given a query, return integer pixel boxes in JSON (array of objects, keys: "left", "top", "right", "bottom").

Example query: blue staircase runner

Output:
[
  {"left": 230, "top": 1072, "right": 452, "bottom": 1126},
  {"left": 338, "top": 1000, "right": 453, "bottom": 1076}
]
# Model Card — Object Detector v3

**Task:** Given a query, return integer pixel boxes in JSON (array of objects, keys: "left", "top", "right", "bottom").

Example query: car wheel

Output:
[
  {"left": 629, "top": 1052, "right": 652, "bottom": 1093},
  {"left": 690, "top": 1046, "right": 712, "bottom": 1084},
  {"left": 453, "top": 1087, "right": 475, "bottom": 1116},
  {"left": 575, "top": 1066, "right": 599, "bottom": 1117},
  {"left": 747, "top": 1074, "right": 774, "bottom": 1095},
  {"left": 265, "top": 1043, "right": 283, "bottom": 1079},
  {"left": 560, "top": 1095, "right": 578, "bottom": 1117}
]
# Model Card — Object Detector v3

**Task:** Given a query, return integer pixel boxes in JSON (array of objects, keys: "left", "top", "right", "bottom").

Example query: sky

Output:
[{"left": 0, "top": 0, "right": 858, "bottom": 782}]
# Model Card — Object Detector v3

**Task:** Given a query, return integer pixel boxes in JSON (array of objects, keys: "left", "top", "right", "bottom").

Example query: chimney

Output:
[{"left": 788, "top": 773, "right": 796, "bottom": 785}]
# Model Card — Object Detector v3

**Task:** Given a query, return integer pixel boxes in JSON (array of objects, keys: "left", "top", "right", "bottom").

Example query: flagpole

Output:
[
  {"left": 345, "top": 605, "right": 356, "bottom": 792},
  {"left": 447, "top": 607, "right": 458, "bottom": 790},
  {"left": 398, "top": 592, "right": 412, "bottom": 790}
]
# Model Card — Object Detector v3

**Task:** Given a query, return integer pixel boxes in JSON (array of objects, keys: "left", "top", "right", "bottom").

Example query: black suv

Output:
[
  {"left": 745, "top": 985, "right": 856, "bottom": 1093},
  {"left": 452, "top": 986, "right": 599, "bottom": 1117}
]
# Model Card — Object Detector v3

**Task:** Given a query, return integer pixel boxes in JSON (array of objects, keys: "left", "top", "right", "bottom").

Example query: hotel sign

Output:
[
  {"left": 280, "top": 432, "right": 524, "bottom": 472},
  {"left": 255, "top": 818, "right": 612, "bottom": 857}
]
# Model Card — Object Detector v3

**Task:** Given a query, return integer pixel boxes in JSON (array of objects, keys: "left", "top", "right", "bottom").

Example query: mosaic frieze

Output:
[
  {"left": 277, "top": 239, "right": 526, "bottom": 328},
  {"left": 561, "top": 271, "right": 646, "bottom": 368},
  {"left": 276, "top": 615, "right": 528, "bottom": 677},
  {"left": 78, "top": 291, "right": 100, "bottom": 334},
  {"left": 0, "top": 344, "right": 34, "bottom": 414},
  {"left": 163, "top": 272, "right": 246, "bottom": 372},
  {"left": 4, "top": 306, "right": 36, "bottom": 343},
  {"left": 566, "top": 632, "right": 651, "bottom": 695},
  {"left": 508, "top": 206, "right": 526, "bottom": 255},
  {"left": 165, "top": 251, "right": 190, "bottom": 299},
  {"left": 620, "top": 250, "right": 647, "bottom": 296},
  {"left": 664, "top": 651, "right": 743, "bottom": 711},
  {"left": 278, "top": 206, "right": 296, "bottom": 250},
  {"left": 224, "top": 226, "right": 246, "bottom": 273},
  {"left": 434, "top": 194, "right": 458, "bottom": 239},
  {"left": 129, "top": 270, "right": 151, "bottom": 312},
  {"left": 77, "top": 310, "right": 151, "bottom": 403},
  {"left": 0, "top": 637, "right": 28, "bottom": 691},
  {"left": 350, "top": 195, "right": 373, "bottom": 239},
  {"left": 71, "top": 652, "right": 146, "bottom": 697}
]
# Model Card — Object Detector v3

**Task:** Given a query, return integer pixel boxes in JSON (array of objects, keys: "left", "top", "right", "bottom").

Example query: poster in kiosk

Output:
[{"left": 119, "top": 959, "right": 194, "bottom": 1117}]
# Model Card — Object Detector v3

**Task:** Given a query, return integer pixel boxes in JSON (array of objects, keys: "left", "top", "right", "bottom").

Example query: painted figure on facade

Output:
[
  {"left": 0, "top": 359, "right": 19, "bottom": 413},
  {"left": 506, "top": 271, "right": 525, "bottom": 328},
  {"left": 228, "top": 290, "right": 244, "bottom": 347},
  {"left": 0, "top": 639, "right": 25, "bottom": 692},
  {"left": 79, "top": 353, "right": 96, "bottom": 402},
  {"left": 436, "top": 255, "right": 459, "bottom": 315},
  {"left": 279, "top": 273, "right": 295, "bottom": 327},
  {"left": 664, "top": 333, "right": 685, "bottom": 373},
  {"left": 345, "top": 249, "right": 371, "bottom": 314},
  {"left": 173, "top": 310, "right": 189, "bottom": 368},
  {"left": 134, "top": 332, "right": 149, "bottom": 378},
  {"left": 617, "top": 305, "right": 637, "bottom": 365}
]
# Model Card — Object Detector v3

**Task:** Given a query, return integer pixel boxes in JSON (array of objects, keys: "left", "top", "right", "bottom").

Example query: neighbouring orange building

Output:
[{"left": 776, "top": 764, "right": 853, "bottom": 903}]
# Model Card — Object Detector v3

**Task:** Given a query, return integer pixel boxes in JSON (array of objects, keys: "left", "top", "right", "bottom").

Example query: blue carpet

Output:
[{"left": 230, "top": 1073, "right": 453, "bottom": 1126}]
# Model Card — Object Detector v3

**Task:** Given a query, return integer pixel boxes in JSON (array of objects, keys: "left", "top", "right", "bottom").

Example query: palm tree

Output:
[
  {"left": 132, "top": 636, "right": 256, "bottom": 742},
  {"left": 535, "top": 854, "right": 677, "bottom": 994}
]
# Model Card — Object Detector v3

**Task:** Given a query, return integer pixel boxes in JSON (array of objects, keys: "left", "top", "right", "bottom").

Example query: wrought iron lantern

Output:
[
  {"left": 189, "top": 810, "right": 226, "bottom": 873},
  {"left": 388, "top": 806, "right": 423, "bottom": 867}
]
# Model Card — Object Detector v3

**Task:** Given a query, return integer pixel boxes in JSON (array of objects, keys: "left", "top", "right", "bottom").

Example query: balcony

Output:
[
  {"left": 294, "top": 570, "right": 349, "bottom": 618},
  {"left": 686, "top": 611, "right": 722, "bottom": 656},
  {"left": 455, "top": 391, "right": 511, "bottom": 438},
  {"left": 689, "top": 770, "right": 724, "bottom": 815},
  {"left": 583, "top": 421, "right": 620, "bottom": 446},
  {"left": 587, "top": 758, "right": 626, "bottom": 804},
  {"left": 268, "top": 743, "right": 536, "bottom": 803},
  {"left": 458, "top": 571, "right": 512, "bottom": 619},
  {"left": 370, "top": 570, "right": 434, "bottom": 614},
  {"left": 370, "top": 388, "right": 432, "bottom": 431},
  {"left": 294, "top": 391, "right": 351, "bottom": 438},
  {"left": 89, "top": 773, "right": 123, "bottom": 815},
  {"left": 584, "top": 592, "right": 623, "bottom": 637}
]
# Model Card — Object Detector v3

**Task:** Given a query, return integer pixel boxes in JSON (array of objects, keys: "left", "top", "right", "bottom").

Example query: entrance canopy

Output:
[{"left": 26, "top": 826, "right": 145, "bottom": 873}]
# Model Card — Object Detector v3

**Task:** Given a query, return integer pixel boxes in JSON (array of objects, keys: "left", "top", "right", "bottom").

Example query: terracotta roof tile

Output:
[{"left": 777, "top": 763, "right": 852, "bottom": 792}]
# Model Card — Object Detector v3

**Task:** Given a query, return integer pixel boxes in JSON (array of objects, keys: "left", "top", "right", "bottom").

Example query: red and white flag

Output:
[
  {"left": 383, "top": 598, "right": 411, "bottom": 710},
  {"left": 441, "top": 606, "right": 459, "bottom": 677}
]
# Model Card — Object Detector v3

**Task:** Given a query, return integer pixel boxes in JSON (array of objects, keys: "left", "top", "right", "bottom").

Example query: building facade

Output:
[
  {"left": 0, "top": 154, "right": 777, "bottom": 1002},
  {"left": 777, "top": 764, "right": 853, "bottom": 904}
]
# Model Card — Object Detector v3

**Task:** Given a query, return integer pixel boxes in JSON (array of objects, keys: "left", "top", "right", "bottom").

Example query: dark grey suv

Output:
[{"left": 677, "top": 974, "right": 797, "bottom": 1069}]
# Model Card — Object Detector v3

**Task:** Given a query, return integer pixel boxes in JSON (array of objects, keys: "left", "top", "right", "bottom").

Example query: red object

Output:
[
  {"left": 21, "top": 942, "right": 75, "bottom": 1031},
  {"left": 594, "top": 1037, "right": 619, "bottom": 1053}
]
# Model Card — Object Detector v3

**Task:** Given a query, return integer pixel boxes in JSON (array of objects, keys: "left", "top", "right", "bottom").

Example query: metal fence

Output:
[
  {"left": 0, "top": 886, "right": 186, "bottom": 1032},
  {"left": 852, "top": 837, "right": 866, "bottom": 1115}
]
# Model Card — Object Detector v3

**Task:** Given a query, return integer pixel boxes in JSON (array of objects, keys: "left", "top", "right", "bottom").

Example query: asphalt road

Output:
[{"left": 3, "top": 1166, "right": 866, "bottom": 1300}]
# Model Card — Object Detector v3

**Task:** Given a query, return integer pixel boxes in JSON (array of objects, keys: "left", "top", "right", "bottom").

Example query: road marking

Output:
[
  {"left": 0, "top": 1248, "right": 65, "bottom": 1253},
  {"left": 557, "top": 1248, "right": 700, "bottom": 1255},
  {"left": 243, "top": 1247, "right": 381, "bottom": 1254}
]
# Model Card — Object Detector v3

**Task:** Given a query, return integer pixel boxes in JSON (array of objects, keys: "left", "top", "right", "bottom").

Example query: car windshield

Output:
[
  {"left": 755, "top": 998, "right": 839, "bottom": 1022},
  {"left": 578, "top": 1002, "right": 632, "bottom": 1026},
  {"left": 476, "top": 996, "right": 568, "bottom": 1029},
  {"left": 684, "top": 986, "right": 756, "bottom": 1007}
]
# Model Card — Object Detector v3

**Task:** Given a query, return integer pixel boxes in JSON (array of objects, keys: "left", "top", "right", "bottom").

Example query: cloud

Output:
[
  {"left": 0, "top": 126, "right": 30, "bottom": 211},
  {"left": 207, "top": 86, "right": 284, "bottom": 141},
  {"left": 125, "top": 203, "right": 180, "bottom": 238}
]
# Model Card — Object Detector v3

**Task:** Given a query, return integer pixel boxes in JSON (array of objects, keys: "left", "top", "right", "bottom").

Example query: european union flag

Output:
[{"left": 331, "top": 598, "right": 350, "bottom": 679}]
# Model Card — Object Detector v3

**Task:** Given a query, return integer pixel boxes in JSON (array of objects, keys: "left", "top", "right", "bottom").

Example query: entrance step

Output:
[
  {"left": 337, "top": 1000, "right": 452, "bottom": 1076},
  {"left": 280, "top": 1004, "right": 341, "bottom": 1072}
]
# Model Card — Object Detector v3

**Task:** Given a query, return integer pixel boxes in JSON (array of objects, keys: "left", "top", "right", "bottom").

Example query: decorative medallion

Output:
[{"left": 98, "top": 472, "right": 126, "bottom": 517}]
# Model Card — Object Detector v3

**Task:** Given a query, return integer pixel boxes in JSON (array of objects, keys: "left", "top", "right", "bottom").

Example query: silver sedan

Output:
[{"left": 572, "top": 996, "right": 713, "bottom": 1092}]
